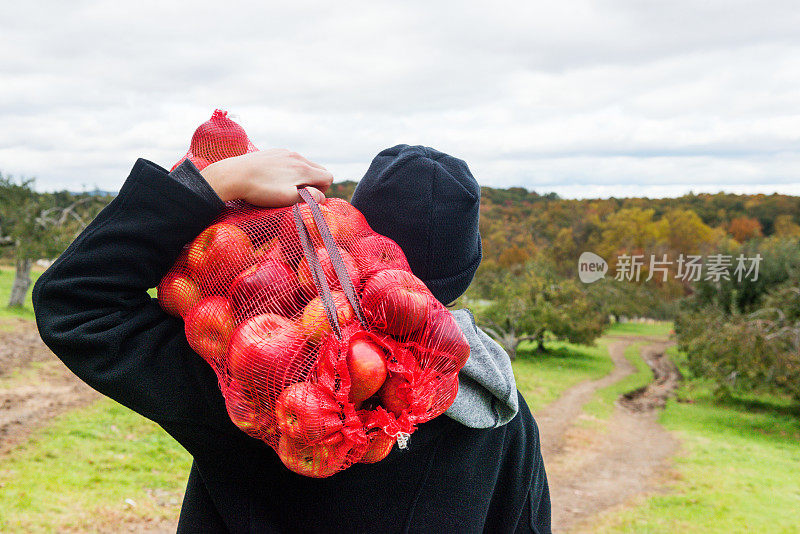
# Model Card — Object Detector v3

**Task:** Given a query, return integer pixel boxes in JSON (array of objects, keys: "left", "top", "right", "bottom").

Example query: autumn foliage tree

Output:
[
  {"left": 727, "top": 217, "right": 763, "bottom": 242},
  {"left": 773, "top": 215, "right": 800, "bottom": 238}
]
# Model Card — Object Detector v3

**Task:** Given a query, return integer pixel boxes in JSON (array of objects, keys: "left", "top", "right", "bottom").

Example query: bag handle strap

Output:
[
  {"left": 292, "top": 204, "right": 342, "bottom": 339},
  {"left": 295, "top": 188, "right": 368, "bottom": 332}
]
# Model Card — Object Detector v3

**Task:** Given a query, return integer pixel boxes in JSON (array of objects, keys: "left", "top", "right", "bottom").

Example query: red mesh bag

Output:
[
  {"left": 170, "top": 109, "right": 258, "bottom": 172},
  {"left": 158, "top": 111, "right": 470, "bottom": 477}
]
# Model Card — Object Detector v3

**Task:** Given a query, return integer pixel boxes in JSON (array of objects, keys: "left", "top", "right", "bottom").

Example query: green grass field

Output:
[
  {"left": 513, "top": 338, "right": 614, "bottom": 412},
  {"left": 604, "top": 320, "right": 674, "bottom": 338},
  {"left": 0, "top": 265, "right": 190, "bottom": 531},
  {"left": 0, "top": 399, "right": 192, "bottom": 533},
  {"left": 582, "top": 321, "right": 670, "bottom": 422}
]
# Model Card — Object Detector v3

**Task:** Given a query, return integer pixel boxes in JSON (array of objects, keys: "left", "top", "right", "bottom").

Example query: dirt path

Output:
[
  {"left": 534, "top": 337, "right": 681, "bottom": 533},
  {"left": 535, "top": 340, "right": 635, "bottom": 458},
  {"left": 0, "top": 319, "right": 100, "bottom": 455}
]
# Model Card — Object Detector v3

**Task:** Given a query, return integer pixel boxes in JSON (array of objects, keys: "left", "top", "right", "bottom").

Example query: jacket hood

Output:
[{"left": 444, "top": 308, "right": 519, "bottom": 428}]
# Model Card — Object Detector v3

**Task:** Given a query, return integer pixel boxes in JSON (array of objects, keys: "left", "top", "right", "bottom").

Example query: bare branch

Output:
[{"left": 35, "top": 197, "right": 93, "bottom": 230}]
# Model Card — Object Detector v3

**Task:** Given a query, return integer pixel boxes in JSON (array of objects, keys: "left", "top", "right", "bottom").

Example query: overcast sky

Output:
[{"left": 2, "top": 1, "right": 799, "bottom": 198}]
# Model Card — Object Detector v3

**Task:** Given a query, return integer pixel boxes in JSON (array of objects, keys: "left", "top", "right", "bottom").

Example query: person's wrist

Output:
[{"left": 201, "top": 159, "right": 241, "bottom": 202}]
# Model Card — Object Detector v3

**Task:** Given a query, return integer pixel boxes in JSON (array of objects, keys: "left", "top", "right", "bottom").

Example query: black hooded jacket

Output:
[{"left": 32, "top": 158, "right": 551, "bottom": 533}]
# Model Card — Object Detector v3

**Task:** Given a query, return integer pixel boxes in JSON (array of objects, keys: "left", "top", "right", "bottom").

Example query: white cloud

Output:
[{"left": 0, "top": 0, "right": 799, "bottom": 198}]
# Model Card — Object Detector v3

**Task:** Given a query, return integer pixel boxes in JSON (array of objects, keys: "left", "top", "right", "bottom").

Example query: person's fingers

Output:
[
  {"left": 295, "top": 164, "right": 333, "bottom": 193},
  {"left": 268, "top": 185, "right": 323, "bottom": 208},
  {"left": 240, "top": 184, "right": 327, "bottom": 209},
  {"left": 261, "top": 187, "right": 301, "bottom": 208}
]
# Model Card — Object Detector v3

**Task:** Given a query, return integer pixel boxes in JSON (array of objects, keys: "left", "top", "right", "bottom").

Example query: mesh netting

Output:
[
  {"left": 170, "top": 109, "right": 259, "bottom": 172},
  {"left": 159, "top": 110, "right": 469, "bottom": 477}
]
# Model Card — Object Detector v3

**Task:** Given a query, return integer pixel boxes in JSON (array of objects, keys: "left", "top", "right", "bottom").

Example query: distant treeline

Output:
[{"left": 328, "top": 180, "right": 800, "bottom": 277}]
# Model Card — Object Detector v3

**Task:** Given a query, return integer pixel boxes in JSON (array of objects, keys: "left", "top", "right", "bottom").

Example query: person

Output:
[{"left": 32, "top": 144, "right": 551, "bottom": 533}]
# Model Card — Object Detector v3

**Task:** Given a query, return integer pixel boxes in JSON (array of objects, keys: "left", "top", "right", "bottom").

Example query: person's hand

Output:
[{"left": 200, "top": 149, "right": 333, "bottom": 207}]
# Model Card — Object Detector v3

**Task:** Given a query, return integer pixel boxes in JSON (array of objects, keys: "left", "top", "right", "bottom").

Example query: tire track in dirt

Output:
[
  {"left": 534, "top": 337, "right": 680, "bottom": 533},
  {"left": 0, "top": 318, "right": 100, "bottom": 455}
]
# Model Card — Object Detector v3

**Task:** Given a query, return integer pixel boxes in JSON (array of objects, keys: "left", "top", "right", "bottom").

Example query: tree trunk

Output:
[
  {"left": 507, "top": 341, "right": 517, "bottom": 361},
  {"left": 495, "top": 329, "right": 519, "bottom": 360},
  {"left": 535, "top": 331, "right": 547, "bottom": 353},
  {"left": 8, "top": 258, "right": 33, "bottom": 308}
]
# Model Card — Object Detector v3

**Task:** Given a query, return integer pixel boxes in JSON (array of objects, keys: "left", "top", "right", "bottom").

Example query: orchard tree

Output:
[
  {"left": 597, "top": 207, "right": 662, "bottom": 260},
  {"left": 675, "top": 237, "right": 800, "bottom": 400},
  {"left": 774, "top": 215, "right": 800, "bottom": 238},
  {"left": 0, "top": 173, "right": 101, "bottom": 308},
  {"left": 478, "top": 270, "right": 539, "bottom": 359},
  {"left": 478, "top": 261, "right": 606, "bottom": 358}
]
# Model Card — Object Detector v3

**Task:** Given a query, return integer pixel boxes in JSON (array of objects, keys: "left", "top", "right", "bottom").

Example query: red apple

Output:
[
  {"left": 417, "top": 310, "right": 470, "bottom": 374},
  {"left": 346, "top": 334, "right": 388, "bottom": 404},
  {"left": 359, "top": 430, "right": 396, "bottom": 463},
  {"left": 377, "top": 374, "right": 412, "bottom": 418},
  {"left": 275, "top": 382, "right": 343, "bottom": 441},
  {"left": 189, "top": 109, "right": 250, "bottom": 163},
  {"left": 296, "top": 247, "right": 360, "bottom": 297},
  {"left": 253, "top": 334, "right": 310, "bottom": 396},
  {"left": 348, "top": 234, "right": 411, "bottom": 281},
  {"left": 157, "top": 273, "right": 201, "bottom": 318},
  {"left": 277, "top": 434, "right": 345, "bottom": 478},
  {"left": 253, "top": 237, "right": 284, "bottom": 263},
  {"left": 324, "top": 198, "right": 369, "bottom": 244},
  {"left": 428, "top": 374, "right": 459, "bottom": 419},
  {"left": 298, "top": 291, "right": 355, "bottom": 344},
  {"left": 298, "top": 202, "right": 341, "bottom": 244},
  {"left": 378, "top": 373, "right": 434, "bottom": 418},
  {"left": 361, "top": 269, "right": 430, "bottom": 337},
  {"left": 184, "top": 296, "right": 235, "bottom": 366},
  {"left": 227, "top": 313, "right": 298, "bottom": 382},
  {"left": 228, "top": 259, "right": 299, "bottom": 319},
  {"left": 225, "top": 381, "right": 277, "bottom": 438},
  {"left": 187, "top": 223, "right": 254, "bottom": 291}
]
